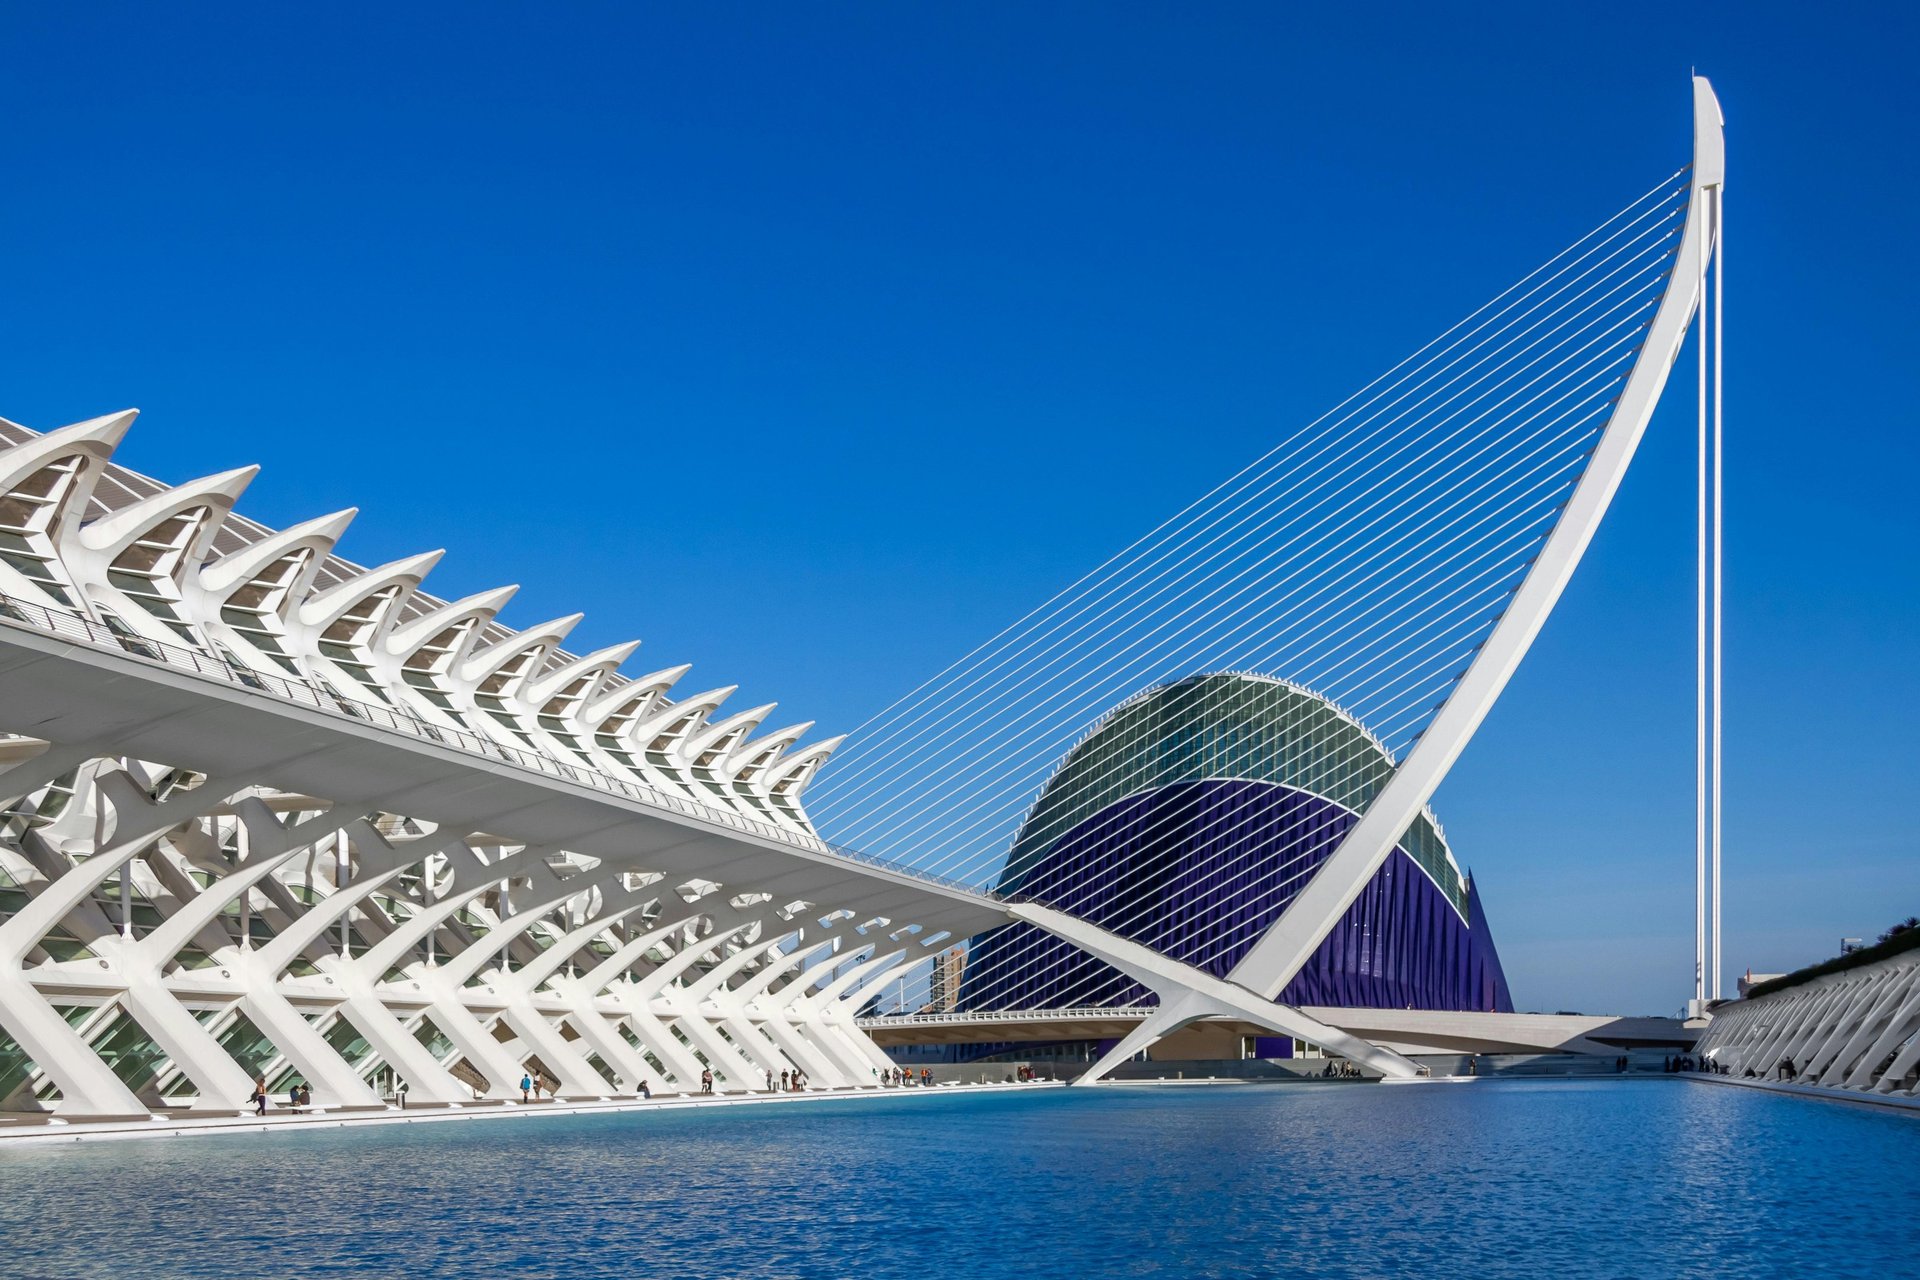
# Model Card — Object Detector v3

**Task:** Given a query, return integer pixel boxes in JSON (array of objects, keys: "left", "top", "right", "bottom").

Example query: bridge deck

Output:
[{"left": 862, "top": 1007, "right": 1696, "bottom": 1056}]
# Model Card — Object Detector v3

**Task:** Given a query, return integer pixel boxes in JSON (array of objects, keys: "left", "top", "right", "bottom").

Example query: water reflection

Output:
[{"left": 0, "top": 1081, "right": 1913, "bottom": 1279}]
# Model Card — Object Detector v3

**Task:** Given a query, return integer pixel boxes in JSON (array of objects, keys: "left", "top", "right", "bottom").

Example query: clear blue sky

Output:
[{"left": 2, "top": 3, "right": 1914, "bottom": 1015}]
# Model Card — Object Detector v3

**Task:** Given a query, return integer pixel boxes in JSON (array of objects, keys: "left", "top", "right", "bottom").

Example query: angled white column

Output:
[
  {"left": 1799, "top": 974, "right": 1890, "bottom": 1081},
  {"left": 0, "top": 770, "right": 226, "bottom": 1118},
  {"left": 382, "top": 859, "right": 629, "bottom": 1099},
  {"left": 733, "top": 936, "right": 839, "bottom": 1006},
  {"left": 691, "top": 937, "right": 827, "bottom": 1083},
  {"left": 1011, "top": 903, "right": 1419, "bottom": 1083},
  {"left": 534, "top": 978, "right": 671, "bottom": 1095},
  {"left": 754, "top": 1013, "right": 851, "bottom": 1086},
  {"left": 574, "top": 912, "right": 747, "bottom": 1089},
  {"left": 493, "top": 898, "right": 664, "bottom": 1097},
  {"left": 783, "top": 944, "right": 905, "bottom": 1015},
  {"left": 0, "top": 972, "right": 149, "bottom": 1119},
  {"left": 606, "top": 994, "right": 708, "bottom": 1091},
  {"left": 1871, "top": 1010, "right": 1920, "bottom": 1095},
  {"left": 1759, "top": 988, "right": 1846, "bottom": 1075},
  {"left": 1815, "top": 969, "right": 1915, "bottom": 1086},
  {"left": 815, "top": 1015, "right": 895, "bottom": 1081},
  {"left": 1843, "top": 971, "right": 1920, "bottom": 1089},
  {"left": 748, "top": 1001, "right": 877, "bottom": 1085},
  {"left": 119, "top": 800, "right": 355, "bottom": 1110},
  {"left": 237, "top": 818, "right": 465, "bottom": 1107},
  {"left": 776, "top": 944, "right": 911, "bottom": 1080},
  {"left": 637, "top": 922, "right": 767, "bottom": 1089},
  {"left": 493, "top": 1000, "right": 618, "bottom": 1098}
]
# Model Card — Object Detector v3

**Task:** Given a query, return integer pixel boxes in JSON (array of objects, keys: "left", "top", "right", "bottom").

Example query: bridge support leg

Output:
[
  {"left": 1075, "top": 992, "right": 1210, "bottom": 1086},
  {"left": 1008, "top": 903, "right": 1421, "bottom": 1084}
]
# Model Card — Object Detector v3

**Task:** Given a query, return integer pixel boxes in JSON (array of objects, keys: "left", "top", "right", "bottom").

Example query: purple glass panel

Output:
[{"left": 961, "top": 779, "right": 1512, "bottom": 1013}]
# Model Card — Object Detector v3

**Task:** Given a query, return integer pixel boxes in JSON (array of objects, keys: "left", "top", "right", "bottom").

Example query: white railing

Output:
[
  {"left": 857, "top": 1005, "right": 1153, "bottom": 1028},
  {"left": 0, "top": 589, "right": 994, "bottom": 903}
]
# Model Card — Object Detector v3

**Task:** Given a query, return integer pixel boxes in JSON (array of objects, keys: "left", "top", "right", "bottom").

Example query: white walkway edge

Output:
[
  {"left": 1682, "top": 1073, "right": 1920, "bottom": 1117},
  {"left": 0, "top": 1079, "right": 1060, "bottom": 1148}
]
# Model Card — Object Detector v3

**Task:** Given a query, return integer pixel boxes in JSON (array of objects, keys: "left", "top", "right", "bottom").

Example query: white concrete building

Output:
[
  {"left": 1695, "top": 948, "right": 1920, "bottom": 1098},
  {"left": 0, "top": 410, "right": 1003, "bottom": 1121}
]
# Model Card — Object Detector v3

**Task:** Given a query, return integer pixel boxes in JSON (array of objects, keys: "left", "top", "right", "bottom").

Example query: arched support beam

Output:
[{"left": 1226, "top": 78, "right": 1727, "bottom": 1005}]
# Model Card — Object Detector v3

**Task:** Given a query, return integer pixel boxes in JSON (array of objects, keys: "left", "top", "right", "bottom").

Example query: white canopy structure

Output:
[{"left": 0, "top": 411, "right": 1010, "bottom": 1118}]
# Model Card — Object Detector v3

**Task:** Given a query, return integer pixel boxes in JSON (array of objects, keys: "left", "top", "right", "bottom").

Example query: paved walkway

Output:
[
  {"left": 1683, "top": 1072, "right": 1920, "bottom": 1116},
  {"left": 0, "top": 1080, "right": 1061, "bottom": 1148}
]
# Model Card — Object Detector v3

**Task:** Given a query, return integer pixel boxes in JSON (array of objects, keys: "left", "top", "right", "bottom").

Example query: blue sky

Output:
[{"left": 2, "top": 3, "right": 1914, "bottom": 1015}]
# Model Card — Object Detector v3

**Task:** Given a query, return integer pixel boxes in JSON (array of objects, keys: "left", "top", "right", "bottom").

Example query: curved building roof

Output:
[
  {"left": 1002, "top": 672, "right": 1466, "bottom": 915},
  {"left": 966, "top": 672, "right": 1510, "bottom": 1014},
  {"left": 0, "top": 412, "right": 837, "bottom": 835}
]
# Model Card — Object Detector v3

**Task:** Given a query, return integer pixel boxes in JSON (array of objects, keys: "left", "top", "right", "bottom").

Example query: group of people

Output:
[
  {"left": 882, "top": 1067, "right": 932, "bottom": 1087},
  {"left": 1013, "top": 1065, "right": 1046, "bottom": 1082},
  {"left": 519, "top": 1070, "right": 556, "bottom": 1102},
  {"left": 245, "top": 1076, "right": 314, "bottom": 1114},
  {"left": 693, "top": 1066, "right": 815, "bottom": 1094},
  {"left": 1320, "top": 1060, "right": 1362, "bottom": 1078},
  {"left": 763, "top": 1068, "right": 809, "bottom": 1092},
  {"left": 1662, "top": 1054, "right": 1728, "bottom": 1075}
]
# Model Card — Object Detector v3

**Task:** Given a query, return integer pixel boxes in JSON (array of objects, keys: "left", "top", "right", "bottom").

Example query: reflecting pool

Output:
[{"left": 0, "top": 1079, "right": 1914, "bottom": 1278}]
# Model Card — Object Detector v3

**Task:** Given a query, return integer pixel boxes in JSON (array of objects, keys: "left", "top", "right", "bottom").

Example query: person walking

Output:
[
  {"left": 250, "top": 1075, "right": 268, "bottom": 1115},
  {"left": 700, "top": 1067, "right": 713, "bottom": 1094},
  {"left": 520, "top": 1070, "right": 533, "bottom": 1103}
]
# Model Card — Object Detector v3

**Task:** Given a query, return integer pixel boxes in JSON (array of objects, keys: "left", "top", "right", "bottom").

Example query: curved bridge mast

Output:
[{"left": 1028, "top": 76, "right": 1727, "bottom": 1084}]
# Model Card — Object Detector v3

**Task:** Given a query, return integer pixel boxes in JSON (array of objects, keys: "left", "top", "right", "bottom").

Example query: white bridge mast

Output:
[
  {"left": 1052, "top": 76, "right": 1729, "bottom": 1078},
  {"left": 1695, "top": 100, "right": 1727, "bottom": 1017}
]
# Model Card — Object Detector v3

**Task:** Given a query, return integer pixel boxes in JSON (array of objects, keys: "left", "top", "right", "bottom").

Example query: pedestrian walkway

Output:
[
  {"left": 0, "top": 1079, "right": 1061, "bottom": 1148},
  {"left": 1683, "top": 1072, "right": 1920, "bottom": 1116}
]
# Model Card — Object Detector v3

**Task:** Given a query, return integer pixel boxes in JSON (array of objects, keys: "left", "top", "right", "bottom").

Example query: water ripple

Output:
[{"left": 0, "top": 1081, "right": 1913, "bottom": 1279}]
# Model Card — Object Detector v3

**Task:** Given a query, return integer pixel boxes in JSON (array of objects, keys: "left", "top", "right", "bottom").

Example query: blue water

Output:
[{"left": 0, "top": 1080, "right": 1914, "bottom": 1278}]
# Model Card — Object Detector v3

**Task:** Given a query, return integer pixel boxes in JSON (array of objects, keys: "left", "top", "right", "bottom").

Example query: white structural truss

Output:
[
  {"left": 1694, "top": 954, "right": 1920, "bottom": 1098},
  {"left": 0, "top": 414, "right": 1014, "bottom": 1120},
  {"left": 0, "top": 81, "right": 1727, "bottom": 1121}
]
